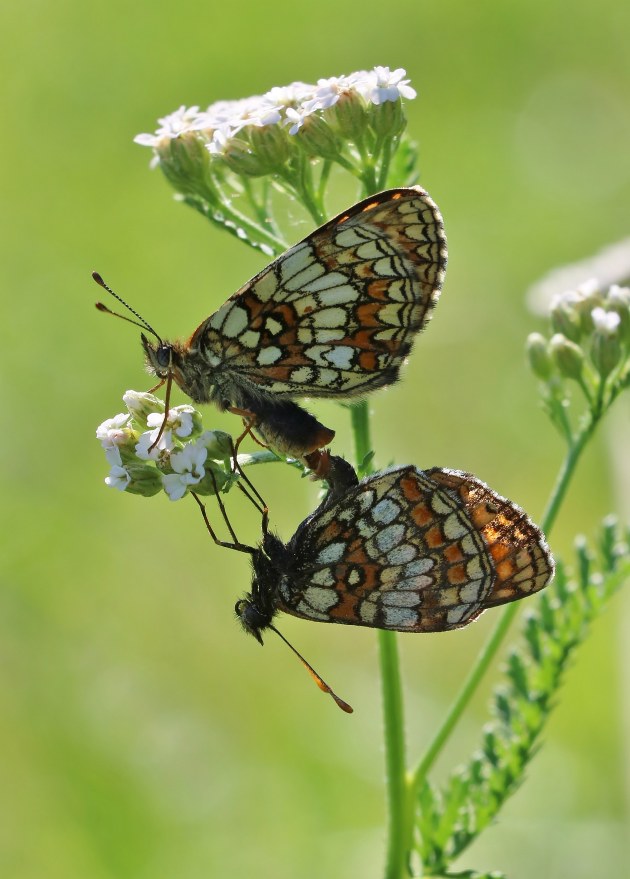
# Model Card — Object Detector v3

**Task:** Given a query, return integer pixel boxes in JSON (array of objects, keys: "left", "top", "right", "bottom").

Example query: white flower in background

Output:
[
  {"left": 608, "top": 284, "right": 630, "bottom": 306},
  {"left": 163, "top": 443, "right": 208, "bottom": 501},
  {"left": 96, "top": 413, "right": 132, "bottom": 450},
  {"left": 591, "top": 307, "right": 621, "bottom": 336},
  {"left": 363, "top": 67, "right": 417, "bottom": 105}
]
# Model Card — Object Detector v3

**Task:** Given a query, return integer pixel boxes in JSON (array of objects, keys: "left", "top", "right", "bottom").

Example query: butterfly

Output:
[
  {"left": 95, "top": 187, "right": 446, "bottom": 458},
  {"left": 196, "top": 455, "right": 554, "bottom": 711}
]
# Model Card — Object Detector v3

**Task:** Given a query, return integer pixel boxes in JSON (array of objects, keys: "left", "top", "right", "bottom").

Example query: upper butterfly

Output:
[{"left": 96, "top": 187, "right": 446, "bottom": 458}]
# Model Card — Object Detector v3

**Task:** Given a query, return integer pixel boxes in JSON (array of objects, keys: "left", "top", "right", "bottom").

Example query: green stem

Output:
[
  {"left": 378, "top": 630, "right": 411, "bottom": 879},
  {"left": 348, "top": 398, "right": 407, "bottom": 879},
  {"left": 349, "top": 400, "right": 372, "bottom": 474},
  {"left": 408, "top": 407, "right": 600, "bottom": 809}
]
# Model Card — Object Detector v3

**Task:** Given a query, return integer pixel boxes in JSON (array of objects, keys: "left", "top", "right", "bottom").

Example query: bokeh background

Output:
[{"left": 1, "top": 1, "right": 629, "bottom": 877}]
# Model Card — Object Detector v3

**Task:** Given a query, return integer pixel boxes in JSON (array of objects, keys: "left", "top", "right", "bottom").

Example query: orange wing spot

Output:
[
  {"left": 320, "top": 521, "right": 342, "bottom": 542},
  {"left": 488, "top": 541, "right": 511, "bottom": 563},
  {"left": 367, "top": 279, "right": 393, "bottom": 300},
  {"left": 447, "top": 563, "right": 467, "bottom": 585},
  {"left": 471, "top": 503, "right": 498, "bottom": 528},
  {"left": 411, "top": 502, "right": 434, "bottom": 527},
  {"left": 263, "top": 366, "right": 293, "bottom": 381},
  {"left": 355, "top": 303, "right": 384, "bottom": 327},
  {"left": 401, "top": 474, "right": 423, "bottom": 503},
  {"left": 362, "top": 200, "right": 380, "bottom": 213},
  {"left": 444, "top": 544, "right": 465, "bottom": 563},
  {"left": 426, "top": 525, "right": 445, "bottom": 548},
  {"left": 358, "top": 351, "right": 378, "bottom": 371},
  {"left": 346, "top": 544, "right": 370, "bottom": 564},
  {"left": 329, "top": 590, "right": 359, "bottom": 620},
  {"left": 496, "top": 559, "right": 516, "bottom": 581}
]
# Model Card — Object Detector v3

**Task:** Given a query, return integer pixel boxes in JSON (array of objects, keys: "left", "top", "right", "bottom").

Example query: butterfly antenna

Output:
[
  {"left": 92, "top": 271, "right": 163, "bottom": 345},
  {"left": 268, "top": 624, "right": 353, "bottom": 713}
]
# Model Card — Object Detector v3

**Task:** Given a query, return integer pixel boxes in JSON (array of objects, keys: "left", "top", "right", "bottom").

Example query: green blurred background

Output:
[{"left": 1, "top": 1, "right": 629, "bottom": 876}]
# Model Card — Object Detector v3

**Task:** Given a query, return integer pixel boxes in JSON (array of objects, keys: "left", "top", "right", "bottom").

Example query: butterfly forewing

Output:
[
  {"left": 275, "top": 466, "right": 554, "bottom": 632},
  {"left": 193, "top": 188, "right": 446, "bottom": 398}
]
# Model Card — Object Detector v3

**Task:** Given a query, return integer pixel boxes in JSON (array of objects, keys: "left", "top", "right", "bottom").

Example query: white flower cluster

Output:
[
  {"left": 527, "top": 279, "right": 630, "bottom": 385},
  {"left": 134, "top": 66, "right": 416, "bottom": 152},
  {"left": 96, "top": 391, "right": 234, "bottom": 501}
]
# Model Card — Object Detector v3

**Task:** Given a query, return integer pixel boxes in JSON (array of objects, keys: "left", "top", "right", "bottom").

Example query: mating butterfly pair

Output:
[{"left": 97, "top": 186, "right": 553, "bottom": 710}]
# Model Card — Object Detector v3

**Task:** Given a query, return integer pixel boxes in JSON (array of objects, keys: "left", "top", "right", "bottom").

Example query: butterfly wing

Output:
[
  {"left": 275, "top": 466, "right": 553, "bottom": 632},
  {"left": 192, "top": 188, "right": 447, "bottom": 399}
]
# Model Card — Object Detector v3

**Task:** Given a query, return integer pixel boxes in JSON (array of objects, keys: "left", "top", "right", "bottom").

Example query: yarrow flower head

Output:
[
  {"left": 134, "top": 66, "right": 418, "bottom": 248},
  {"left": 96, "top": 391, "right": 238, "bottom": 501}
]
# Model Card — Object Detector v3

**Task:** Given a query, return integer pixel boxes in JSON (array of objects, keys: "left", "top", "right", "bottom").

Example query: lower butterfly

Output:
[
  {"left": 195, "top": 455, "right": 554, "bottom": 712},
  {"left": 95, "top": 187, "right": 447, "bottom": 459}
]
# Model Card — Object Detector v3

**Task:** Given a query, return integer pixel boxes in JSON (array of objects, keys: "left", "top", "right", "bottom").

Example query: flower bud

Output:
[
  {"left": 194, "top": 461, "right": 231, "bottom": 496},
  {"left": 248, "top": 123, "right": 290, "bottom": 171},
  {"left": 293, "top": 115, "right": 342, "bottom": 159},
  {"left": 327, "top": 90, "right": 369, "bottom": 141},
  {"left": 368, "top": 99, "right": 406, "bottom": 139},
  {"left": 550, "top": 300, "right": 582, "bottom": 343},
  {"left": 526, "top": 332, "right": 554, "bottom": 380},
  {"left": 123, "top": 464, "right": 164, "bottom": 497},
  {"left": 159, "top": 131, "right": 211, "bottom": 195},
  {"left": 198, "top": 429, "right": 235, "bottom": 461},
  {"left": 123, "top": 390, "right": 165, "bottom": 424},
  {"left": 606, "top": 285, "right": 630, "bottom": 344},
  {"left": 591, "top": 330, "right": 622, "bottom": 380},
  {"left": 549, "top": 333, "right": 584, "bottom": 380},
  {"left": 219, "top": 135, "right": 274, "bottom": 177}
]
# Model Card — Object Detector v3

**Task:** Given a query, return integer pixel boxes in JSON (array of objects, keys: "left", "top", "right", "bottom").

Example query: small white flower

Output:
[
  {"left": 96, "top": 413, "right": 132, "bottom": 449},
  {"left": 147, "top": 406, "right": 195, "bottom": 438},
  {"left": 134, "top": 105, "right": 205, "bottom": 148},
  {"left": 363, "top": 66, "right": 417, "bottom": 105},
  {"left": 135, "top": 428, "right": 175, "bottom": 461},
  {"left": 591, "top": 307, "right": 621, "bottom": 335},
  {"left": 264, "top": 82, "right": 314, "bottom": 108},
  {"left": 207, "top": 125, "right": 233, "bottom": 157},
  {"left": 105, "top": 466, "right": 131, "bottom": 491},
  {"left": 285, "top": 105, "right": 319, "bottom": 135},
  {"left": 309, "top": 75, "right": 354, "bottom": 111},
  {"left": 104, "top": 445, "right": 124, "bottom": 467},
  {"left": 163, "top": 443, "right": 208, "bottom": 501}
]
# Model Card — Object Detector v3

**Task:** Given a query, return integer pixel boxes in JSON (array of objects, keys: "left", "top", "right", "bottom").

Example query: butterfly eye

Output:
[{"left": 156, "top": 344, "right": 172, "bottom": 370}]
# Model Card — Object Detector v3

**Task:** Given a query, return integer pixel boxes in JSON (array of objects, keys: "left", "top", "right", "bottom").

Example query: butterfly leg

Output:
[{"left": 190, "top": 489, "right": 255, "bottom": 556}]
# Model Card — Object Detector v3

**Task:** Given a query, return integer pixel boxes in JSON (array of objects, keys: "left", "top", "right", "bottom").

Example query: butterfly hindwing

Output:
[{"left": 273, "top": 465, "right": 553, "bottom": 632}]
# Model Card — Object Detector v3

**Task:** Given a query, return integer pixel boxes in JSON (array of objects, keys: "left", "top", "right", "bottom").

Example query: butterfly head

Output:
[
  {"left": 142, "top": 334, "right": 176, "bottom": 379},
  {"left": 235, "top": 596, "right": 270, "bottom": 645}
]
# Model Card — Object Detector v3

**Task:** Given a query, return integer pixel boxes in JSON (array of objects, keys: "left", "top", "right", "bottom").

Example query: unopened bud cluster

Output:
[
  {"left": 134, "top": 67, "right": 417, "bottom": 248},
  {"left": 96, "top": 391, "right": 235, "bottom": 501},
  {"left": 527, "top": 280, "right": 630, "bottom": 386}
]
